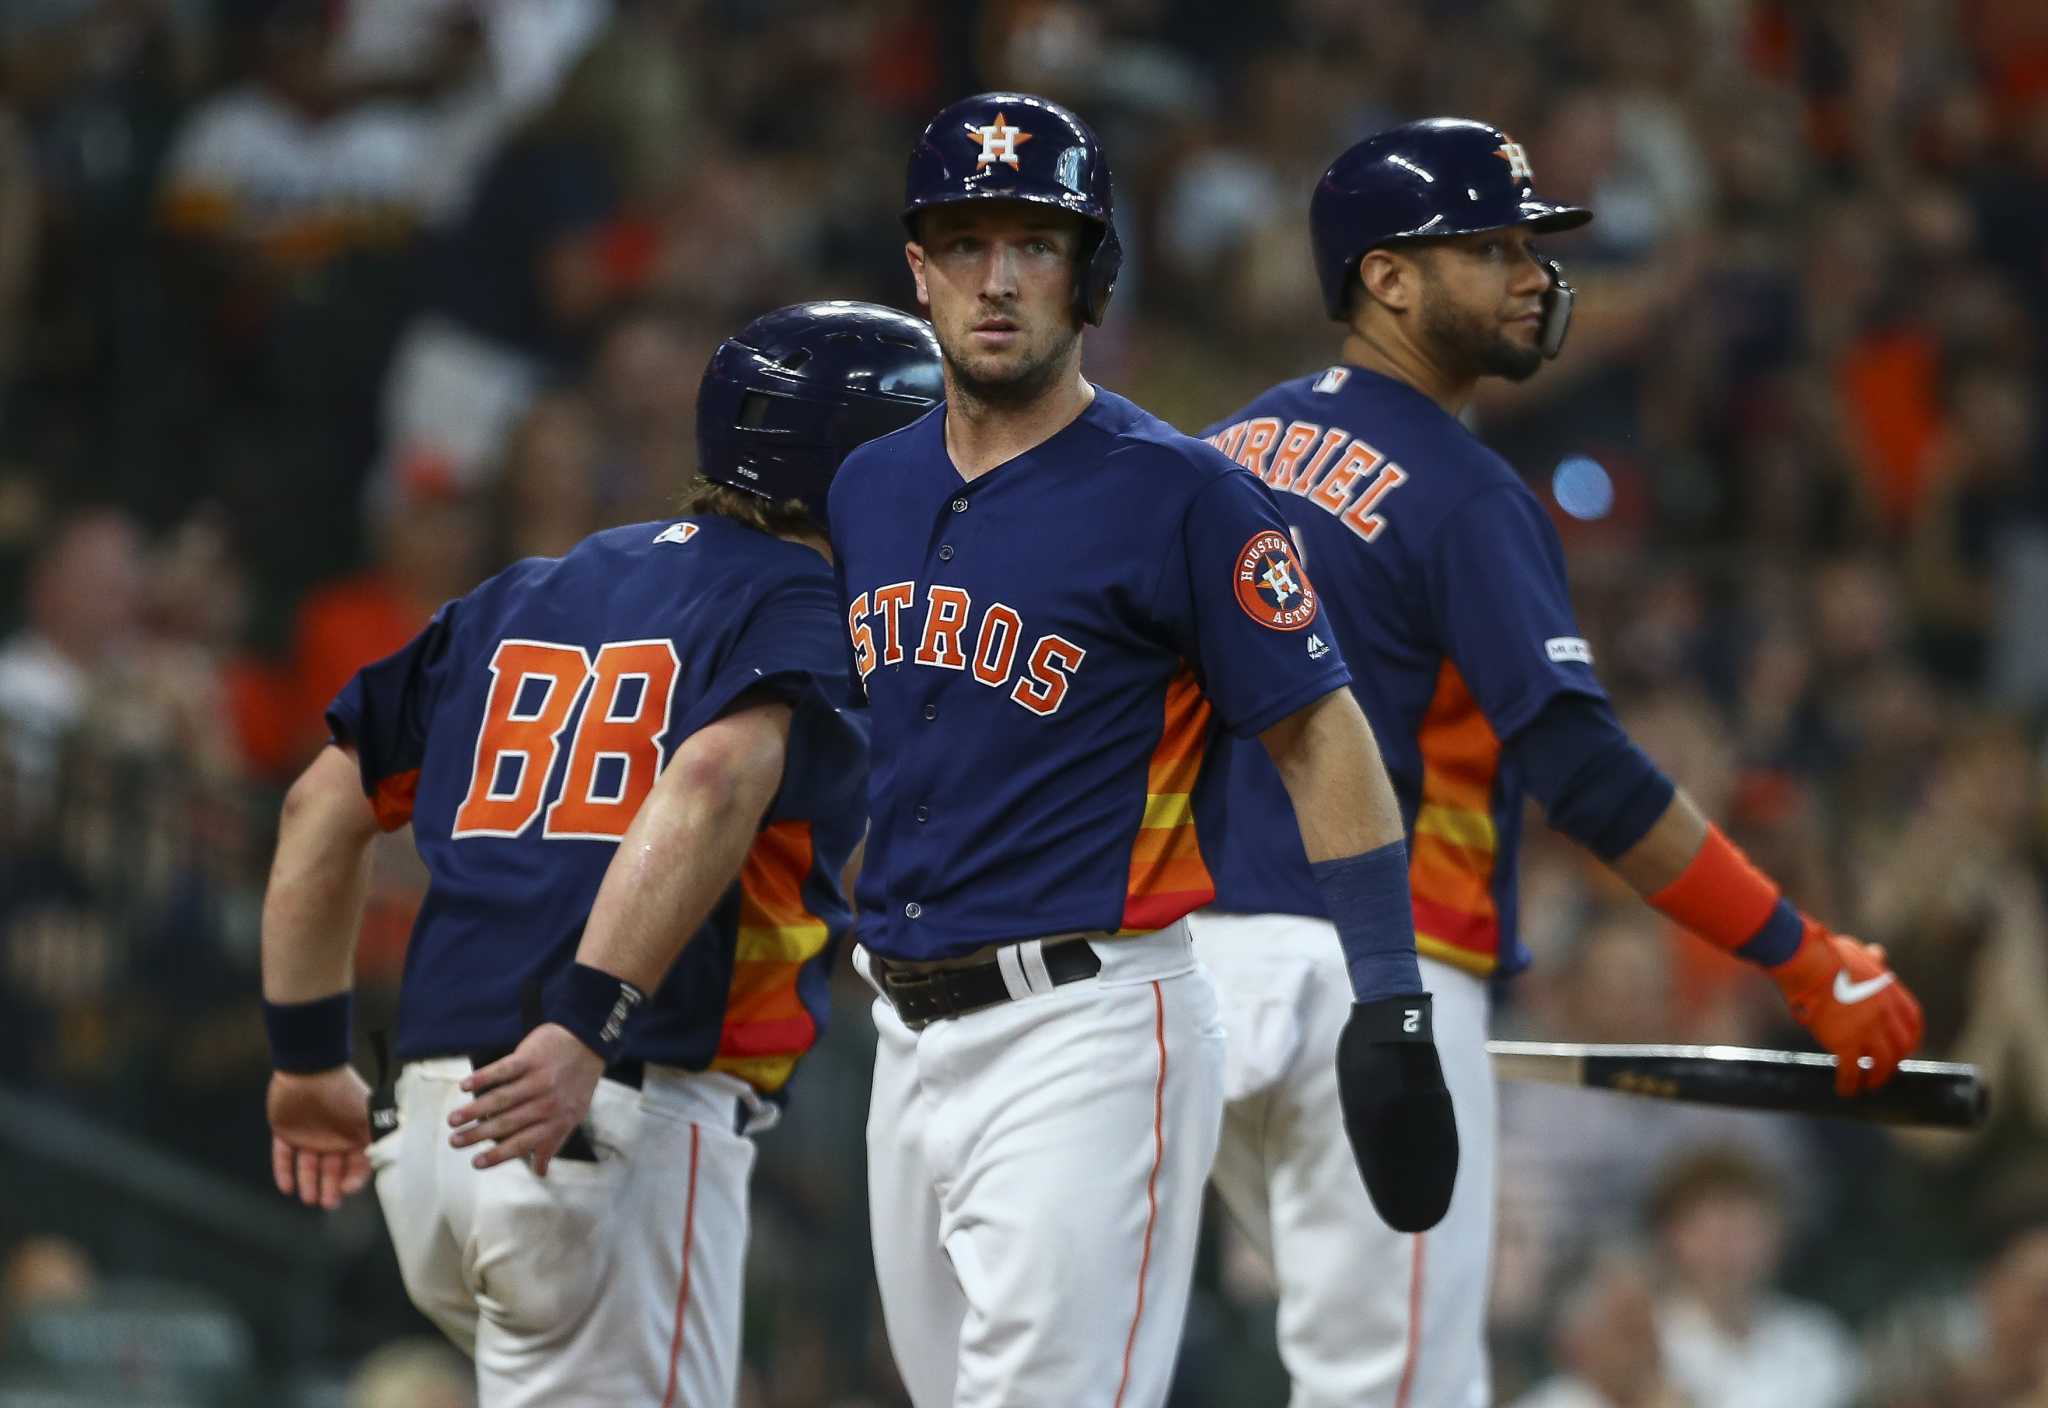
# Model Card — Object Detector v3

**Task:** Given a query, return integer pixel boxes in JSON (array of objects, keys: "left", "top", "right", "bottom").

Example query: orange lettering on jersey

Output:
[
  {"left": 545, "top": 640, "right": 680, "bottom": 839},
  {"left": 1311, "top": 439, "right": 1384, "bottom": 514},
  {"left": 1235, "top": 417, "right": 1283, "bottom": 481},
  {"left": 1211, "top": 421, "right": 1249, "bottom": 459},
  {"left": 848, "top": 592, "right": 876, "bottom": 682},
  {"left": 972, "top": 602, "right": 1023, "bottom": 687},
  {"left": 1265, "top": 421, "right": 1322, "bottom": 490},
  {"left": 915, "top": 585, "right": 972, "bottom": 669},
  {"left": 1340, "top": 461, "right": 1410, "bottom": 542},
  {"left": 1291, "top": 428, "right": 1350, "bottom": 497},
  {"left": 1011, "top": 634, "right": 1087, "bottom": 715},
  {"left": 452, "top": 640, "right": 592, "bottom": 838},
  {"left": 873, "top": 581, "right": 915, "bottom": 665}
]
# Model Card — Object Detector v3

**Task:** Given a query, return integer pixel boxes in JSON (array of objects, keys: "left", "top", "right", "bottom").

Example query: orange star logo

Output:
[
  {"left": 1494, "top": 140, "right": 1534, "bottom": 181},
  {"left": 965, "top": 111, "right": 1034, "bottom": 169}
]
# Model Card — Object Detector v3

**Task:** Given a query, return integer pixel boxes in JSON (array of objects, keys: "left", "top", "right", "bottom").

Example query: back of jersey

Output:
[{"left": 326, "top": 515, "right": 865, "bottom": 1094}]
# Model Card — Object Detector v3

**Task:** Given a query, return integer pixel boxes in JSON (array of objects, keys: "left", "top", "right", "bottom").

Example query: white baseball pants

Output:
[
  {"left": 862, "top": 923, "right": 1228, "bottom": 1408},
  {"left": 1188, "top": 911, "right": 1496, "bottom": 1408},
  {"left": 370, "top": 1057, "right": 763, "bottom": 1407}
]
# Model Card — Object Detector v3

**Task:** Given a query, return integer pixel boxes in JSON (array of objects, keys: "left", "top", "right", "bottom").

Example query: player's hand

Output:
[
  {"left": 267, "top": 1066, "right": 373, "bottom": 1211},
  {"left": 1334, "top": 994, "right": 1459, "bottom": 1232},
  {"left": 449, "top": 1023, "right": 604, "bottom": 1176},
  {"left": 1766, "top": 920, "right": 1925, "bottom": 1096}
]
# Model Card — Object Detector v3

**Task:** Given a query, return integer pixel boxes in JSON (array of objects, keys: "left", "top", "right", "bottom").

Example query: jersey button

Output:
[
  {"left": 938, "top": 545, "right": 954, "bottom": 561},
  {"left": 904, "top": 901, "right": 923, "bottom": 919},
  {"left": 914, "top": 805, "right": 929, "bottom": 822},
  {"left": 923, "top": 703, "right": 938, "bottom": 720},
  {"left": 951, "top": 497, "right": 969, "bottom": 513}
]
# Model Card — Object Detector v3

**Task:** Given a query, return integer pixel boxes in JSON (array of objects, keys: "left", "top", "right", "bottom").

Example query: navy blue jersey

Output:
[
  {"left": 829, "top": 388, "right": 1352, "bottom": 962},
  {"left": 1193, "top": 367, "right": 1604, "bottom": 977},
  {"left": 325, "top": 516, "right": 866, "bottom": 1096}
]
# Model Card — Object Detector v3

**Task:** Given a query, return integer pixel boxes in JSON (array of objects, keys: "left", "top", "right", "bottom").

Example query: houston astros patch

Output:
[{"left": 1235, "top": 530, "right": 1319, "bottom": 630}]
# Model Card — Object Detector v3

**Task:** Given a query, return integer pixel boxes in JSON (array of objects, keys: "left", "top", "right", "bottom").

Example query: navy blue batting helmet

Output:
[
  {"left": 902, "top": 92, "right": 1123, "bottom": 326},
  {"left": 1310, "top": 117, "right": 1592, "bottom": 322},
  {"left": 697, "top": 301, "right": 943, "bottom": 523}
]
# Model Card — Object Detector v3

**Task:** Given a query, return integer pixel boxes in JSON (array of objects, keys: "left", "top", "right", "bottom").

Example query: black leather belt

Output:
[{"left": 875, "top": 941, "right": 1103, "bottom": 1028}]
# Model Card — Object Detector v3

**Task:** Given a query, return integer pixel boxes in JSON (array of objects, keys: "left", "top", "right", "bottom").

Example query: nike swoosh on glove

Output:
[
  {"left": 1335, "top": 994, "right": 1459, "bottom": 1233},
  {"left": 1766, "top": 919, "right": 1925, "bottom": 1096}
]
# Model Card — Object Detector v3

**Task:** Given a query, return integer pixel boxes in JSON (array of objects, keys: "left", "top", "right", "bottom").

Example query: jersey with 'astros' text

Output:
[
  {"left": 1193, "top": 366, "right": 1605, "bottom": 977},
  {"left": 325, "top": 516, "right": 865, "bottom": 1097},
  {"left": 829, "top": 388, "right": 1351, "bottom": 962}
]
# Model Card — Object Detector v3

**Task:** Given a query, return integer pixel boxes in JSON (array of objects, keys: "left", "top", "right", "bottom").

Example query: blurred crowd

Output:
[{"left": 2, "top": 0, "right": 2046, "bottom": 1403}]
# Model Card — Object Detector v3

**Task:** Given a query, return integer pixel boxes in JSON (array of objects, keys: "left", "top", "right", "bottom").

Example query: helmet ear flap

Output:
[
  {"left": 1538, "top": 257, "right": 1574, "bottom": 360},
  {"left": 1074, "top": 222, "right": 1122, "bottom": 325}
]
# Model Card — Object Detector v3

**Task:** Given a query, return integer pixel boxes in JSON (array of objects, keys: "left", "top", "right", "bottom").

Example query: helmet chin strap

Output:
[{"left": 1538, "top": 257, "right": 1574, "bottom": 360}]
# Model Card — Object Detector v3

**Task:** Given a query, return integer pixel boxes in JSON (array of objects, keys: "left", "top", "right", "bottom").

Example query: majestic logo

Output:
[
  {"left": 1494, "top": 139, "right": 1534, "bottom": 181},
  {"left": 1545, "top": 636, "right": 1593, "bottom": 665},
  {"left": 1307, "top": 632, "right": 1331, "bottom": 660},
  {"left": 652, "top": 522, "right": 699, "bottom": 546},
  {"left": 1234, "top": 530, "right": 1319, "bottom": 631},
  {"left": 966, "top": 111, "right": 1033, "bottom": 168}
]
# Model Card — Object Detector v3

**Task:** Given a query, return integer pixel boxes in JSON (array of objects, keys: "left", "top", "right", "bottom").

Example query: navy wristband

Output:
[
  {"left": 263, "top": 992, "right": 353, "bottom": 1073},
  {"left": 1311, "top": 842, "right": 1425, "bottom": 1003},
  {"left": 543, "top": 963, "right": 646, "bottom": 1062},
  {"left": 1735, "top": 897, "right": 1805, "bottom": 966}
]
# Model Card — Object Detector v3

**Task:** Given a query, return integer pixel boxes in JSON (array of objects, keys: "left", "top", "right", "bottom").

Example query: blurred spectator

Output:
[
  {"left": 370, "top": 15, "right": 689, "bottom": 503},
  {"left": 1499, "top": 913, "right": 1817, "bottom": 1282},
  {"left": 255, "top": 478, "right": 487, "bottom": 776},
  {"left": 0, "top": 507, "right": 145, "bottom": 799},
  {"left": 0, "top": 1235, "right": 96, "bottom": 1342},
  {"left": 1648, "top": 1146, "right": 1861, "bottom": 1408},
  {"left": 1508, "top": 1250, "right": 1686, "bottom": 1408},
  {"left": 156, "top": 0, "right": 424, "bottom": 275},
  {"left": 345, "top": 1335, "right": 476, "bottom": 1408},
  {"left": 585, "top": 304, "right": 705, "bottom": 522},
  {"left": 493, "top": 387, "right": 602, "bottom": 565},
  {"left": 328, "top": 0, "right": 612, "bottom": 224},
  {"left": 1908, "top": 357, "right": 2043, "bottom": 684}
]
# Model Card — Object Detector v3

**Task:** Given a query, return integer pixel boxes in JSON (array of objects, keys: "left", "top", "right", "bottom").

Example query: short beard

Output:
[
  {"left": 1420, "top": 287, "right": 1543, "bottom": 384},
  {"left": 943, "top": 326, "right": 1080, "bottom": 410}
]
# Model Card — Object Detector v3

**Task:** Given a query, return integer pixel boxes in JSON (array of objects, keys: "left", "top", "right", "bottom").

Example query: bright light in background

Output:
[{"left": 1552, "top": 455, "right": 1614, "bottom": 520}]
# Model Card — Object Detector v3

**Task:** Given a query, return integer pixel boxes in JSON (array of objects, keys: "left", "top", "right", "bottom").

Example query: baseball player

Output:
[
  {"left": 830, "top": 92, "right": 1457, "bottom": 1408},
  {"left": 259, "top": 301, "right": 943, "bottom": 1407},
  {"left": 1185, "top": 117, "right": 1928, "bottom": 1407}
]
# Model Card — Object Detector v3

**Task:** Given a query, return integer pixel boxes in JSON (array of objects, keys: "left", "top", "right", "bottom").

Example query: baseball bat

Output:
[{"left": 1485, "top": 1041, "right": 1990, "bottom": 1130}]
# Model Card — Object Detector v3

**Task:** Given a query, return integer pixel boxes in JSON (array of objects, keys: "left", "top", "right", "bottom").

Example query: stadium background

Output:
[{"left": 1, "top": 0, "right": 2046, "bottom": 1403}]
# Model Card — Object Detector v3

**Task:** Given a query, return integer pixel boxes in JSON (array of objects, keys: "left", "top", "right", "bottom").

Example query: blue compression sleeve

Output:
[
  {"left": 1311, "top": 843, "right": 1424, "bottom": 1002},
  {"left": 1513, "top": 693, "right": 1676, "bottom": 861}
]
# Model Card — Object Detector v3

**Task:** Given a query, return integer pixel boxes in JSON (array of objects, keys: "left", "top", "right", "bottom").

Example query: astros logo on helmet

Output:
[{"left": 967, "top": 112, "right": 1033, "bottom": 168}]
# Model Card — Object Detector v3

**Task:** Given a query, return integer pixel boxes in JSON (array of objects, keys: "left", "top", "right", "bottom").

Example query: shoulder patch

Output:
[
  {"left": 1545, "top": 636, "right": 1593, "bottom": 665},
  {"left": 1312, "top": 367, "right": 1350, "bottom": 395},
  {"left": 1234, "top": 530, "right": 1319, "bottom": 631},
  {"left": 653, "top": 522, "right": 699, "bottom": 546}
]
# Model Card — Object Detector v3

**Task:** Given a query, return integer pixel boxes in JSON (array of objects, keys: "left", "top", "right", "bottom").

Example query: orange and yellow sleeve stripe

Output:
[
  {"left": 1120, "top": 666, "right": 1217, "bottom": 933},
  {"left": 1409, "top": 661, "right": 1503, "bottom": 975},
  {"left": 710, "top": 820, "right": 831, "bottom": 1094}
]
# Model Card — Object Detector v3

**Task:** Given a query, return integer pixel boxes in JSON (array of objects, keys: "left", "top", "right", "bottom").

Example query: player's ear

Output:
[
  {"left": 1355, "top": 248, "right": 1417, "bottom": 317},
  {"left": 906, "top": 241, "right": 931, "bottom": 311}
]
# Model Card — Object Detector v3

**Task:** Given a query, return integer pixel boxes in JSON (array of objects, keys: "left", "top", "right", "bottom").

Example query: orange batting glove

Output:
[{"left": 1764, "top": 920, "right": 1925, "bottom": 1096}]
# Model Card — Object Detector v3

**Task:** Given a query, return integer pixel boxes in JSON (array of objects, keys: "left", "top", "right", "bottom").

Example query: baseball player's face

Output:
[
  {"left": 1413, "top": 227, "right": 1552, "bottom": 383},
  {"left": 907, "top": 202, "right": 1085, "bottom": 406}
]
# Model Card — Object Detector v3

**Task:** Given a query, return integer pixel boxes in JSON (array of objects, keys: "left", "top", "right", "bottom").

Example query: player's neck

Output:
[
  {"left": 776, "top": 530, "right": 833, "bottom": 565},
  {"left": 1338, "top": 328, "right": 1477, "bottom": 418},
  {"left": 942, "top": 366, "right": 1095, "bottom": 482}
]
